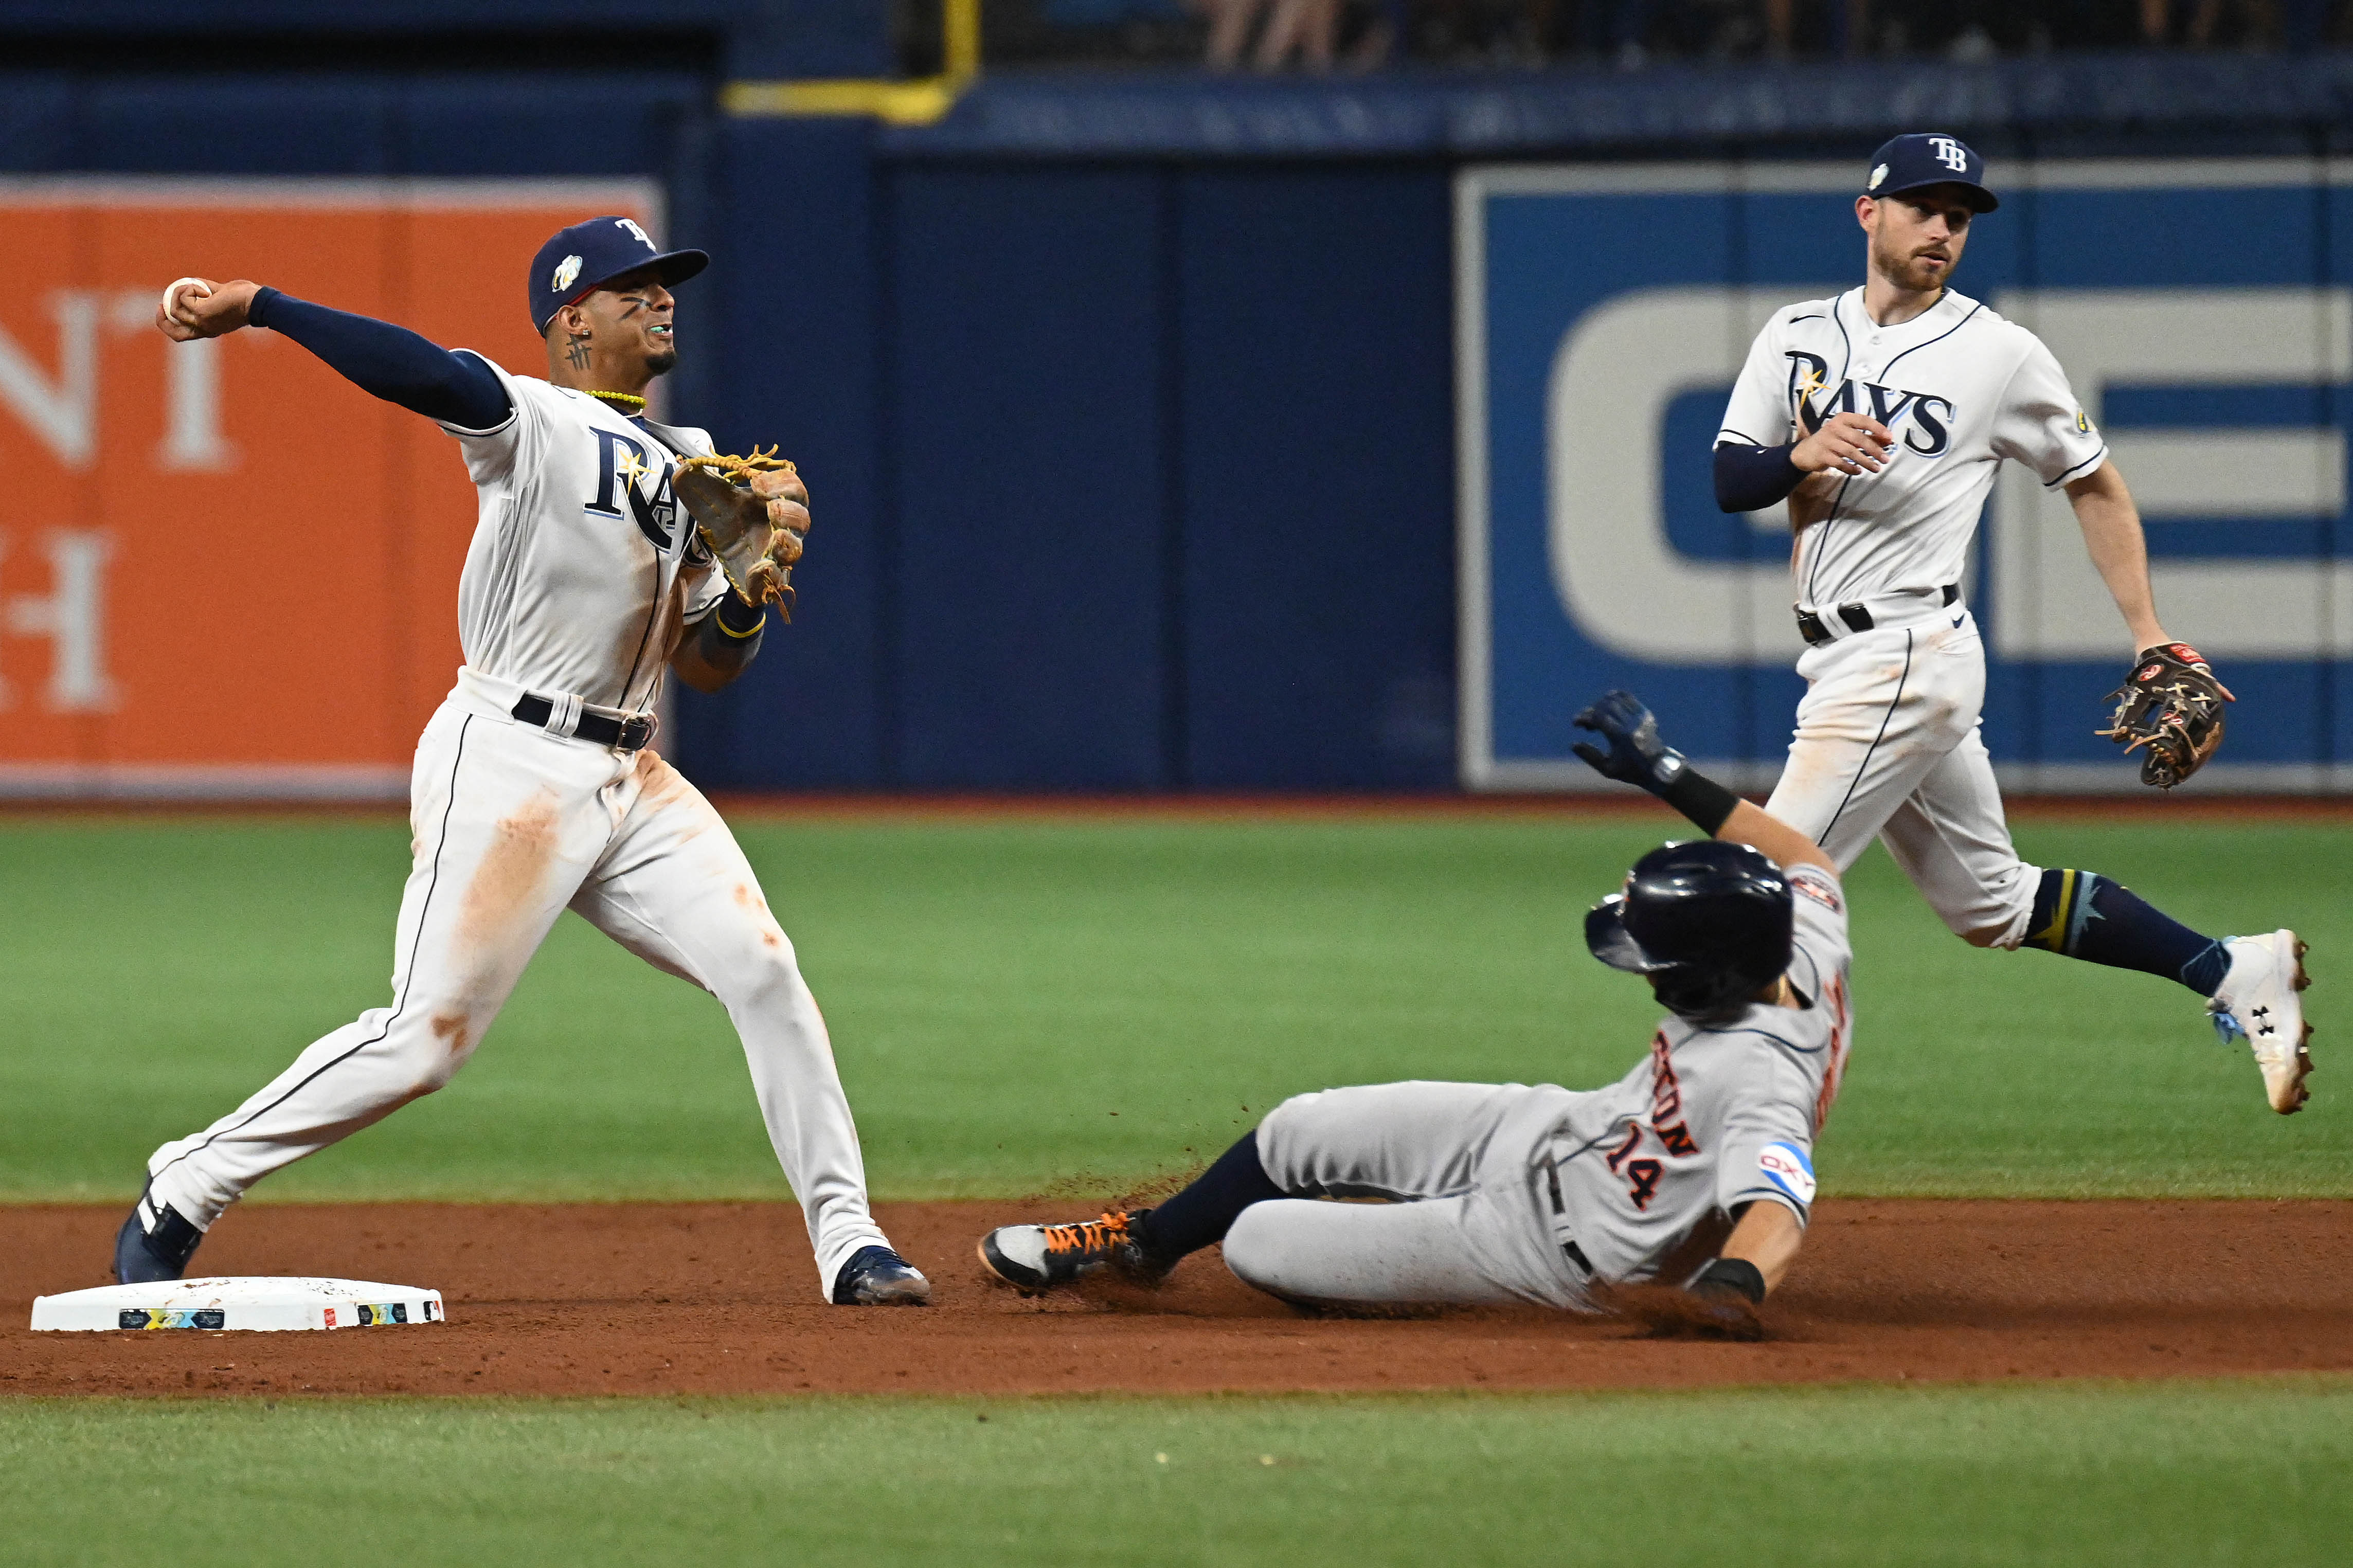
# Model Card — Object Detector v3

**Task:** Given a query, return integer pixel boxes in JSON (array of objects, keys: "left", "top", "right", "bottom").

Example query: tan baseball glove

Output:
[
  {"left": 671, "top": 447, "right": 811, "bottom": 620},
  {"left": 2098, "top": 641, "right": 2234, "bottom": 789}
]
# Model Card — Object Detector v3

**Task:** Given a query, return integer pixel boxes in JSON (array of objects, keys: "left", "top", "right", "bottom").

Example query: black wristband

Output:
[
  {"left": 1694, "top": 1256, "right": 1767, "bottom": 1305},
  {"left": 711, "top": 593, "right": 766, "bottom": 640},
  {"left": 1655, "top": 760, "right": 1742, "bottom": 836}
]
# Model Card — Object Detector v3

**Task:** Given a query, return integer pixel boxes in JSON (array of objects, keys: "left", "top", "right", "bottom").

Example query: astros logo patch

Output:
[{"left": 1759, "top": 1142, "right": 1816, "bottom": 1205}]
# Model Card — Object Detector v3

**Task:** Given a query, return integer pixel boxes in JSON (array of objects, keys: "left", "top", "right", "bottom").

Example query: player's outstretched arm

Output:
[
  {"left": 2063, "top": 459, "right": 2170, "bottom": 654},
  {"left": 1599, "top": 1199, "right": 1798, "bottom": 1340},
  {"left": 1717, "top": 1196, "right": 1802, "bottom": 1291},
  {"left": 1570, "top": 691, "right": 1832, "bottom": 874},
  {"left": 156, "top": 277, "right": 508, "bottom": 430}
]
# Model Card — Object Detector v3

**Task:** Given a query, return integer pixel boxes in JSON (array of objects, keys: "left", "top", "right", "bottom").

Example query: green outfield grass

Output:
[
  {"left": 6, "top": 1380, "right": 2350, "bottom": 1566},
  {"left": 1, "top": 813, "right": 2344, "bottom": 1203}
]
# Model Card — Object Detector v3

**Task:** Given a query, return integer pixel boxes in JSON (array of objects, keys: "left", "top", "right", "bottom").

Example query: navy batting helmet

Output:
[{"left": 1586, "top": 840, "right": 1793, "bottom": 1021}]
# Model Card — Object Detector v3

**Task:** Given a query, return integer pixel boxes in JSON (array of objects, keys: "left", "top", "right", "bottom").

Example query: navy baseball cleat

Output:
[
  {"left": 977, "top": 1210, "right": 1176, "bottom": 1295},
  {"left": 114, "top": 1189, "right": 204, "bottom": 1284},
  {"left": 831, "top": 1245, "right": 931, "bottom": 1306}
]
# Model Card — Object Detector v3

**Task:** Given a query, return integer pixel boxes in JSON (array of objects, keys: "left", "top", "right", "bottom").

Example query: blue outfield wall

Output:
[
  {"left": 1460, "top": 161, "right": 2353, "bottom": 793},
  {"left": 9, "top": 46, "right": 2353, "bottom": 790},
  {"left": 619, "top": 120, "right": 1464, "bottom": 791}
]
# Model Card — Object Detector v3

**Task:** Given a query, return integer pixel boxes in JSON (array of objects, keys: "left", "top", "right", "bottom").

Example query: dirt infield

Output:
[{"left": 6, "top": 1200, "right": 2350, "bottom": 1397}]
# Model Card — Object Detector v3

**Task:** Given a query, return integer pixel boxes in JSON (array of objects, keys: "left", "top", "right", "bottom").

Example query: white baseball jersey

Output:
[
  {"left": 1546, "top": 861, "right": 1854, "bottom": 1284},
  {"left": 147, "top": 347, "right": 902, "bottom": 1299},
  {"left": 443, "top": 356, "right": 728, "bottom": 713},
  {"left": 1718, "top": 287, "right": 2107, "bottom": 612}
]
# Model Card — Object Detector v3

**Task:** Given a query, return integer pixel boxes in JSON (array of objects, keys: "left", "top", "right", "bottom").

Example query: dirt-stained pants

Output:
[
  {"left": 1222, "top": 1082, "right": 1584, "bottom": 1310},
  {"left": 1764, "top": 608, "right": 2042, "bottom": 949},
  {"left": 143, "top": 676, "right": 889, "bottom": 1297}
]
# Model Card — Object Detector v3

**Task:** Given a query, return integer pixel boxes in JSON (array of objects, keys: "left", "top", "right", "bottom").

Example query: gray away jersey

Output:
[
  {"left": 1718, "top": 286, "right": 2107, "bottom": 614},
  {"left": 1547, "top": 862, "right": 1854, "bottom": 1286},
  {"left": 441, "top": 356, "right": 728, "bottom": 714}
]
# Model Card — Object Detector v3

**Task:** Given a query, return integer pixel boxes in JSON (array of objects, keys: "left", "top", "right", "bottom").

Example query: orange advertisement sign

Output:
[{"left": 0, "top": 178, "right": 659, "bottom": 798}]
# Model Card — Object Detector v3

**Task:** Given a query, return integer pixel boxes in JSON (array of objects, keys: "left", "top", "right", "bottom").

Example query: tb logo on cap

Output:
[
  {"left": 1929, "top": 136, "right": 1970, "bottom": 173},
  {"left": 615, "top": 218, "right": 654, "bottom": 248}
]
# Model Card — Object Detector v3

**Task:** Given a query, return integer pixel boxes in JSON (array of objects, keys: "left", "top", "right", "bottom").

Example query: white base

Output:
[{"left": 30, "top": 1276, "right": 446, "bottom": 1332}]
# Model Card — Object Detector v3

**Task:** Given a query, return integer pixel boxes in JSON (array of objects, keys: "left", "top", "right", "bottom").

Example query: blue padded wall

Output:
[
  {"left": 1175, "top": 166, "right": 1455, "bottom": 788},
  {"left": 886, "top": 167, "right": 1171, "bottom": 789},
  {"left": 20, "top": 49, "right": 2341, "bottom": 791},
  {"left": 682, "top": 115, "right": 891, "bottom": 788}
]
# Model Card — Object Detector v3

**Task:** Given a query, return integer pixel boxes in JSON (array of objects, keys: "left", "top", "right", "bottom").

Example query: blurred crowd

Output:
[{"left": 939, "top": 0, "right": 2345, "bottom": 70}]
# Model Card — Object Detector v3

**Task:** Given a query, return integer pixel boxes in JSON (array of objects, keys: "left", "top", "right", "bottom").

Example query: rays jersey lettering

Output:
[
  {"left": 1547, "top": 861, "right": 1853, "bottom": 1287},
  {"left": 1719, "top": 287, "right": 2108, "bottom": 612},
  {"left": 437, "top": 355, "right": 728, "bottom": 712},
  {"left": 586, "top": 428, "right": 677, "bottom": 548},
  {"left": 1784, "top": 351, "right": 1953, "bottom": 457},
  {"left": 585, "top": 428, "right": 714, "bottom": 568}
]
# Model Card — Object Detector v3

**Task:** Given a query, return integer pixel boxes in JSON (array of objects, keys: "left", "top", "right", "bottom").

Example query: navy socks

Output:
[
  {"left": 2024, "top": 868, "right": 2231, "bottom": 997},
  {"left": 1136, "top": 1130, "right": 1286, "bottom": 1261}
]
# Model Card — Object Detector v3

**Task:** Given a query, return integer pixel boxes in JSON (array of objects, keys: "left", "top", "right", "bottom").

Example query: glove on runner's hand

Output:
[{"left": 1571, "top": 690, "right": 1691, "bottom": 796}]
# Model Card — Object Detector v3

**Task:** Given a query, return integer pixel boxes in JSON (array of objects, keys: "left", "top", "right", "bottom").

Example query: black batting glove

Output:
[{"left": 1571, "top": 690, "right": 1690, "bottom": 797}]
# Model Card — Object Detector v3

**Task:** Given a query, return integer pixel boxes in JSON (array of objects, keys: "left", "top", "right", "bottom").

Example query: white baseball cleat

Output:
[
  {"left": 976, "top": 1211, "right": 1172, "bottom": 1295},
  {"left": 2207, "top": 930, "right": 2313, "bottom": 1114}
]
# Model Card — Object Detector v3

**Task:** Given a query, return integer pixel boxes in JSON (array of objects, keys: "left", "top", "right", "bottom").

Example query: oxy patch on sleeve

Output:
[
  {"left": 1758, "top": 1142, "right": 1816, "bottom": 1206},
  {"left": 1789, "top": 867, "right": 1842, "bottom": 914}
]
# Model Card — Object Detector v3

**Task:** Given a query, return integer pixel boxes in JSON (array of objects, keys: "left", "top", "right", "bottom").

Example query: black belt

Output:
[
  {"left": 1797, "top": 583, "right": 1959, "bottom": 646},
  {"left": 511, "top": 694, "right": 656, "bottom": 752},
  {"left": 1543, "top": 1159, "right": 1595, "bottom": 1278}
]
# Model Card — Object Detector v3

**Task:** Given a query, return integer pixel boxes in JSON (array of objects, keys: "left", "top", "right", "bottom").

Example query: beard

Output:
[
  {"left": 1872, "top": 235, "right": 1952, "bottom": 293},
  {"left": 643, "top": 345, "right": 678, "bottom": 376}
]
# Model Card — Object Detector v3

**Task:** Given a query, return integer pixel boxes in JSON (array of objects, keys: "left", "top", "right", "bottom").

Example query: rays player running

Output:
[
  {"left": 1712, "top": 134, "right": 2312, "bottom": 1113},
  {"left": 977, "top": 694, "right": 1842, "bottom": 1335},
  {"left": 120, "top": 218, "right": 929, "bottom": 1306}
]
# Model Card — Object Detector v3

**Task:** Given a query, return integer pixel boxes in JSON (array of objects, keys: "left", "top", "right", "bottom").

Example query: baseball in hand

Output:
[
  {"left": 163, "top": 277, "right": 212, "bottom": 322},
  {"left": 155, "top": 277, "right": 260, "bottom": 341}
]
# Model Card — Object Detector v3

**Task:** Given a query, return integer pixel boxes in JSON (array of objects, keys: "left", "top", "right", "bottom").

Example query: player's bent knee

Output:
[
  {"left": 1219, "top": 1202, "right": 1295, "bottom": 1295},
  {"left": 405, "top": 1059, "right": 461, "bottom": 1096},
  {"left": 718, "top": 940, "right": 813, "bottom": 1013}
]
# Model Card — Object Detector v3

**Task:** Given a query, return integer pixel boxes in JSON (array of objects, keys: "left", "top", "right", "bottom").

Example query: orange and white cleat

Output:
[
  {"left": 976, "top": 1210, "right": 1174, "bottom": 1294},
  {"left": 2208, "top": 929, "right": 2313, "bottom": 1114}
]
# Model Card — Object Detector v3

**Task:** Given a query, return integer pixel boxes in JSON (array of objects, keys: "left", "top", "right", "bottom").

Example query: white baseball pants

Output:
[
  {"left": 1222, "top": 1082, "right": 1584, "bottom": 1310},
  {"left": 145, "top": 674, "right": 890, "bottom": 1295},
  {"left": 1763, "top": 606, "right": 2042, "bottom": 948}
]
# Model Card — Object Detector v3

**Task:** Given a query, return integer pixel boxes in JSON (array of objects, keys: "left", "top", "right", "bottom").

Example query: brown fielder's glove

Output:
[
  {"left": 2098, "top": 642, "right": 2234, "bottom": 789},
  {"left": 671, "top": 447, "right": 810, "bottom": 620}
]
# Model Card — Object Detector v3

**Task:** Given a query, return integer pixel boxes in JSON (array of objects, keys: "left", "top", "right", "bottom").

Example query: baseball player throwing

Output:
[
  {"left": 118, "top": 217, "right": 930, "bottom": 1306},
  {"left": 1713, "top": 133, "right": 2313, "bottom": 1113},
  {"left": 977, "top": 693, "right": 1844, "bottom": 1337}
]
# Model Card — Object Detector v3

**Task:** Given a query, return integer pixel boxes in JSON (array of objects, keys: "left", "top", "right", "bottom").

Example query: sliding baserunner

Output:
[{"left": 977, "top": 693, "right": 1845, "bottom": 1338}]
